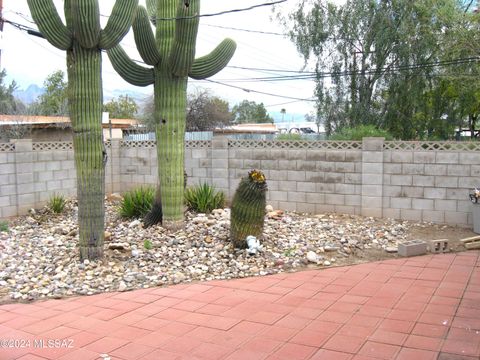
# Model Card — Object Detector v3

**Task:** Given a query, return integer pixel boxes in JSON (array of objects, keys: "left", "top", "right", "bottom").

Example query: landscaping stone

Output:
[{"left": 0, "top": 199, "right": 414, "bottom": 302}]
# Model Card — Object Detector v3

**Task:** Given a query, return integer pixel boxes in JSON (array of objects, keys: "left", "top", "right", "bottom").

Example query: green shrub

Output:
[
  {"left": 0, "top": 221, "right": 8, "bottom": 232},
  {"left": 184, "top": 183, "right": 225, "bottom": 214},
  {"left": 119, "top": 186, "right": 155, "bottom": 219},
  {"left": 276, "top": 133, "right": 305, "bottom": 141},
  {"left": 329, "top": 125, "right": 394, "bottom": 141},
  {"left": 144, "top": 239, "right": 153, "bottom": 250},
  {"left": 48, "top": 193, "right": 66, "bottom": 214}
]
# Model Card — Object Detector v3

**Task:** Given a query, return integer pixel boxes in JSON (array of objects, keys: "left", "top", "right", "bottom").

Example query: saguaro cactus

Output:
[
  {"left": 28, "top": 0, "right": 138, "bottom": 261},
  {"left": 230, "top": 170, "right": 268, "bottom": 249},
  {"left": 108, "top": 0, "right": 236, "bottom": 230}
]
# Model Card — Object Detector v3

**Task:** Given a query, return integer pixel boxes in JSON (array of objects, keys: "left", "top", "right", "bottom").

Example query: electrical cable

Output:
[{"left": 155, "top": 0, "right": 288, "bottom": 21}]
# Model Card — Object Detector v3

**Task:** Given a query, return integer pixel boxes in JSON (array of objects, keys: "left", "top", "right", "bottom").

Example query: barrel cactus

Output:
[
  {"left": 27, "top": 0, "right": 138, "bottom": 261},
  {"left": 107, "top": 0, "right": 236, "bottom": 230},
  {"left": 230, "top": 170, "right": 268, "bottom": 249}
]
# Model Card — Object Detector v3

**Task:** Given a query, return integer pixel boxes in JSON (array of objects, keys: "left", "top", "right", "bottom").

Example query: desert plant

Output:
[
  {"left": 143, "top": 239, "right": 153, "bottom": 250},
  {"left": 107, "top": 0, "right": 236, "bottom": 230},
  {"left": 48, "top": 193, "right": 66, "bottom": 214},
  {"left": 329, "top": 125, "right": 394, "bottom": 140},
  {"left": 276, "top": 133, "right": 305, "bottom": 141},
  {"left": 230, "top": 170, "right": 268, "bottom": 249},
  {"left": 27, "top": 0, "right": 138, "bottom": 261},
  {"left": 184, "top": 183, "right": 225, "bottom": 214},
  {"left": 119, "top": 186, "right": 155, "bottom": 219},
  {"left": 0, "top": 221, "right": 8, "bottom": 232}
]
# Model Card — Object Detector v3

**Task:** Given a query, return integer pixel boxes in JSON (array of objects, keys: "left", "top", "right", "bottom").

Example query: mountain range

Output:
[{"left": 13, "top": 84, "right": 151, "bottom": 105}]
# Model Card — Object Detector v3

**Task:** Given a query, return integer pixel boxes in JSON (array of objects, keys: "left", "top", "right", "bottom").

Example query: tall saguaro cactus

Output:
[
  {"left": 28, "top": 0, "right": 138, "bottom": 260},
  {"left": 108, "top": 0, "right": 236, "bottom": 230}
]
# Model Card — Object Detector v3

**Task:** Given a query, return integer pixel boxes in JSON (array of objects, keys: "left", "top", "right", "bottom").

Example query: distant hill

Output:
[{"left": 13, "top": 84, "right": 44, "bottom": 104}]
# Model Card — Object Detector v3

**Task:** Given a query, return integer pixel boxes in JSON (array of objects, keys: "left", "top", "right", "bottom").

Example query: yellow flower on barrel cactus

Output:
[{"left": 230, "top": 170, "right": 268, "bottom": 249}]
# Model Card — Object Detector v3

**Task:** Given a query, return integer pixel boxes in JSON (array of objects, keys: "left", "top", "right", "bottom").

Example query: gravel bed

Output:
[{"left": 0, "top": 198, "right": 411, "bottom": 303}]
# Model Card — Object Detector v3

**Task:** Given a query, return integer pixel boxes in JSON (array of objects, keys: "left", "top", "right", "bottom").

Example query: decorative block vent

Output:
[
  {"left": 398, "top": 240, "right": 427, "bottom": 257},
  {"left": 228, "top": 140, "right": 362, "bottom": 150},
  {"left": 120, "top": 140, "right": 156, "bottom": 149},
  {"left": 384, "top": 141, "right": 480, "bottom": 152},
  {"left": 0, "top": 143, "right": 15, "bottom": 152},
  {"left": 185, "top": 140, "right": 212, "bottom": 149},
  {"left": 32, "top": 142, "right": 73, "bottom": 151},
  {"left": 428, "top": 239, "right": 449, "bottom": 253}
]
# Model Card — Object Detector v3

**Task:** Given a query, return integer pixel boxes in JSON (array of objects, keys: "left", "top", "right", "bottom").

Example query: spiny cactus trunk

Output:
[
  {"left": 230, "top": 170, "right": 268, "bottom": 249},
  {"left": 67, "top": 43, "right": 105, "bottom": 260},
  {"left": 150, "top": 68, "right": 187, "bottom": 230}
]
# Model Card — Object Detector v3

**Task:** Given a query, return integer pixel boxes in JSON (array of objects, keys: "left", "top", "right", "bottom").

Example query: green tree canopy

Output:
[
  {"left": 283, "top": 0, "right": 477, "bottom": 140},
  {"left": 186, "top": 89, "right": 233, "bottom": 131},
  {"left": 103, "top": 95, "right": 138, "bottom": 119},
  {"left": 232, "top": 100, "right": 273, "bottom": 124},
  {"left": 0, "top": 70, "right": 23, "bottom": 115},
  {"left": 31, "top": 70, "right": 68, "bottom": 116}
]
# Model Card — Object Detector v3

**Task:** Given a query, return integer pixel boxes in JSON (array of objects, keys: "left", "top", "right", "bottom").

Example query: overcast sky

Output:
[{"left": 2, "top": 0, "right": 325, "bottom": 122}]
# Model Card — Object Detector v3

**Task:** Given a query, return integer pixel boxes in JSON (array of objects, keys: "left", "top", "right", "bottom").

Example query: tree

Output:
[
  {"left": 283, "top": 0, "right": 471, "bottom": 139},
  {"left": 186, "top": 89, "right": 233, "bottom": 131},
  {"left": 104, "top": 95, "right": 138, "bottom": 119},
  {"left": 232, "top": 100, "right": 273, "bottom": 124},
  {"left": 108, "top": 1, "right": 236, "bottom": 230},
  {"left": 28, "top": 0, "right": 138, "bottom": 261},
  {"left": 31, "top": 70, "right": 68, "bottom": 116},
  {"left": 0, "top": 69, "right": 23, "bottom": 115}
]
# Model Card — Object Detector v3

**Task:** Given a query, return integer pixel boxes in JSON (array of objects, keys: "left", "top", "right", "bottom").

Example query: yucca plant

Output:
[
  {"left": 184, "top": 183, "right": 225, "bottom": 214},
  {"left": 0, "top": 221, "right": 8, "bottom": 232},
  {"left": 48, "top": 193, "right": 66, "bottom": 214},
  {"left": 230, "top": 170, "right": 268, "bottom": 249},
  {"left": 119, "top": 186, "right": 155, "bottom": 219}
]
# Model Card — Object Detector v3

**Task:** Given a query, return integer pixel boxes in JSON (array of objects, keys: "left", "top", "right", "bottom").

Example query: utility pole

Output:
[{"left": 0, "top": 0, "right": 3, "bottom": 69}]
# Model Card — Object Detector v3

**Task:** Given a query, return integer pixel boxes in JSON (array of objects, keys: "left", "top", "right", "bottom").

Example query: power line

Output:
[
  {"left": 203, "top": 79, "right": 316, "bottom": 102},
  {"left": 218, "top": 57, "right": 480, "bottom": 82},
  {"left": 156, "top": 0, "right": 288, "bottom": 21},
  {"left": 202, "top": 23, "right": 285, "bottom": 36}
]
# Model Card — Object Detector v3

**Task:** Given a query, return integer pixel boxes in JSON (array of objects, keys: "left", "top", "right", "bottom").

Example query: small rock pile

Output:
[{"left": 0, "top": 199, "right": 410, "bottom": 303}]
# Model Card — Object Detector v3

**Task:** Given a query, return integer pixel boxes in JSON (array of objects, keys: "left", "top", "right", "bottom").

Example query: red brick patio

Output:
[{"left": 1, "top": 251, "right": 479, "bottom": 360}]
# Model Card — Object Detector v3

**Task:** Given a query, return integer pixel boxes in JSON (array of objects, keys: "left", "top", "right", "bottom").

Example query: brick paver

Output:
[{"left": 0, "top": 251, "right": 479, "bottom": 359}]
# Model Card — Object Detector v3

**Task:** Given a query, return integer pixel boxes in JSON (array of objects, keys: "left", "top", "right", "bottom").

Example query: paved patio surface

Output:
[{"left": 0, "top": 251, "right": 479, "bottom": 360}]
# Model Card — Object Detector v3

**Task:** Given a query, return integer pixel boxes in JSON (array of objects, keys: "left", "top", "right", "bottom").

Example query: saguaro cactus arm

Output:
[
  {"left": 108, "top": 45, "right": 155, "bottom": 86},
  {"left": 133, "top": 6, "right": 161, "bottom": 66},
  {"left": 189, "top": 38, "right": 237, "bottom": 80},
  {"left": 168, "top": 0, "right": 200, "bottom": 77},
  {"left": 27, "top": 0, "right": 72, "bottom": 50},
  {"left": 71, "top": 0, "right": 101, "bottom": 49},
  {"left": 99, "top": 0, "right": 138, "bottom": 49},
  {"left": 146, "top": 0, "right": 158, "bottom": 25}
]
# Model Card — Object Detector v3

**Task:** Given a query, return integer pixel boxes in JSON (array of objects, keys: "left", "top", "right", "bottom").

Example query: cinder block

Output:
[
  {"left": 428, "top": 239, "right": 449, "bottom": 253},
  {"left": 413, "top": 152, "right": 435, "bottom": 164},
  {"left": 326, "top": 151, "right": 346, "bottom": 162},
  {"left": 297, "top": 161, "right": 316, "bottom": 171},
  {"left": 335, "top": 162, "right": 355, "bottom": 173},
  {"left": 398, "top": 240, "right": 427, "bottom": 257},
  {"left": 435, "top": 176, "right": 458, "bottom": 188}
]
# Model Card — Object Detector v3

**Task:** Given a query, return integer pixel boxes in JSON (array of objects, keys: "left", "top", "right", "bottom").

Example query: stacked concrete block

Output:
[{"left": 361, "top": 138, "right": 384, "bottom": 218}]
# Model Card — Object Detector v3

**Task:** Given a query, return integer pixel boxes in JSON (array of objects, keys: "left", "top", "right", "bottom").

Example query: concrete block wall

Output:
[
  {"left": 226, "top": 139, "right": 362, "bottom": 214},
  {"left": 1, "top": 137, "right": 479, "bottom": 229},
  {"left": 382, "top": 142, "right": 480, "bottom": 226},
  {"left": 0, "top": 140, "right": 77, "bottom": 218}
]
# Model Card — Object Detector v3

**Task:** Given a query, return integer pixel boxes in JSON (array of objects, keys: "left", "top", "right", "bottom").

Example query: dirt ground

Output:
[{"left": 331, "top": 222, "right": 479, "bottom": 268}]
